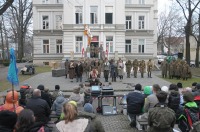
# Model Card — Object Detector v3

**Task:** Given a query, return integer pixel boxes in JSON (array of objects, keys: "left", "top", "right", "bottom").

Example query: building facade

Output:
[{"left": 33, "top": 0, "right": 158, "bottom": 65}]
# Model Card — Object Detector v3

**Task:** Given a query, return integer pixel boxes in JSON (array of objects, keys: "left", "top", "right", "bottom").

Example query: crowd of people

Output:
[
  {"left": 64, "top": 57, "right": 154, "bottom": 84},
  {"left": 126, "top": 82, "right": 200, "bottom": 132},
  {"left": 0, "top": 83, "right": 105, "bottom": 132},
  {"left": 161, "top": 59, "right": 191, "bottom": 80}
]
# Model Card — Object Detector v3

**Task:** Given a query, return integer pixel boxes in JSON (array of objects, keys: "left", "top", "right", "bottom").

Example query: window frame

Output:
[
  {"left": 139, "top": 0, "right": 145, "bottom": 4},
  {"left": 75, "top": 6, "right": 83, "bottom": 24},
  {"left": 126, "top": 16, "right": 132, "bottom": 30},
  {"left": 90, "top": 6, "right": 98, "bottom": 24},
  {"left": 125, "top": 39, "right": 132, "bottom": 53},
  {"left": 75, "top": 36, "right": 83, "bottom": 53},
  {"left": 56, "top": 39, "right": 62, "bottom": 53},
  {"left": 55, "top": 15, "right": 62, "bottom": 29},
  {"left": 43, "top": 40, "right": 50, "bottom": 54},
  {"left": 42, "top": 0, "right": 48, "bottom": 4},
  {"left": 106, "top": 36, "right": 114, "bottom": 53},
  {"left": 138, "top": 39, "right": 145, "bottom": 53},
  {"left": 42, "top": 15, "right": 49, "bottom": 30},
  {"left": 105, "top": 13, "right": 113, "bottom": 24},
  {"left": 138, "top": 16, "right": 145, "bottom": 29}
]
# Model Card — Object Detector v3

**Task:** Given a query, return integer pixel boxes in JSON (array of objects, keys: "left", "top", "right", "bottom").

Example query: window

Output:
[
  {"left": 42, "top": 16, "right": 49, "bottom": 29},
  {"left": 90, "top": 6, "right": 98, "bottom": 24},
  {"left": 139, "top": 0, "right": 145, "bottom": 4},
  {"left": 125, "top": 0, "right": 132, "bottom": 4},
  {"left": 75, "top": 6, "right": 83, "bottom": 24},
  {"left": 56, "top": 0, "right": 62, "bottom": 3},
  {"left": 125, "top": 40, "right": 131, "bottom": 53},
  {"left": 138, "top": 16, "right": 145, "bottom": 29},
  {"left": 75, "top": 36, "right": 83, "bottom": 53},
  {"left": 56, "top": 15, "right": 62, "bottom": 29},
  {"left": 106, "top": 36, "right": 113, "bottom": 53},
  {"left": 105, "top": 7, "right": 113, "bottom": 24},
  {"left": 56, "top": 39, "right": 62, "bottom": 53},
  {"left": 43, "top": 40, "right": 49, "bottom": 53},
  {"left": 126, "top": 16, "right": 132, "bottom": 29},
  {"left": 138, "top": 39, "right": 145, "bottom": 53},
  {"left": 42, "top": 0, "right": 48, "bottom": 4}
]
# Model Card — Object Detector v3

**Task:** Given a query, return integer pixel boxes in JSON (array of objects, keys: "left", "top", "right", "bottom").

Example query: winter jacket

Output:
[
  {"left": 178, "top": 102, "right": 200, "bottom": 132},
  {"left": 26, "top": 96, "right": 51, "bottom": 124},
  {"left": 69, "top": 93, "right": 84, "bottom": 106},
  {"left": 168, "top": 90, "right": 180, "bottom": 113},
  {"left": 52, "top": 90, "right": 60, "bottom": 101},
  {"left": 41, "top": 91, "right": 52, "bottom": 108},
  {"left": 16, "top": 122, "right": 49, "bottom": 132},
  {"left": 126, "top": 90, "right": 145, "bottom": 114},
  {"left": 148, "top": 103, "right": 176, "bottom": 132},
  {"left": 0, "top": 125, "right": 13, "bottom": 132},
  {"left": 52, "top": 96, "right": 68, "bottom": 116},
  {"left": 144, "top": 94, "right": 159, "bottom": 112},
  {"left": 19, "top": 87, "right": 30, "bottom": 106},
  {"left": 75, "top": 63, "right": 83, "bottom": 77}
]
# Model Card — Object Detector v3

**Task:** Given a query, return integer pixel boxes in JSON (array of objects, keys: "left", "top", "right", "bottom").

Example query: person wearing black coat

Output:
[
  {"left": 37, "top": 84, "right": 52, "bottom": 108},
  {"left": 75, "top": 61, "right": 83, "bottom": 82},
  {"left": 26, "top": 89, "right": 51, "bottom": 125},
  {"left": 126, "top": 84, "right": 145, "bottom": 127}
]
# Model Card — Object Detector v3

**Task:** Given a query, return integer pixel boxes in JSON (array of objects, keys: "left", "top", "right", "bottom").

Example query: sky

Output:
[{"left": 158, "top": 0, "right": 171, "bottom": 13}]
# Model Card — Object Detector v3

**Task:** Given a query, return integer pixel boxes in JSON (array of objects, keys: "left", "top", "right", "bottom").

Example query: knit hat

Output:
[
  {"left": 183, "top": 91, "right": 194, "bottom": 102},
  {"left": 37, "top": 84, "right": 44, "bottom": 91},
  {"left": 144, "top": 86, "right": 152, "bottom": 95},
  {"left": 161, "top": 86, "right": 169, "bottom": 93},
  {"left": 84, "top": 103, "right": 93, "bottom": 113},
  {"left": 0, "top": 110, "right": 17, "bottom": 129},
  {"left": 58, "top": 91, "right": 64, "bottom": 96},
  {"left": 21, "top": 83, "right": 31, "bottom": 89},
  {"left": 69, "top": 101, "right": 77, "bottom": 107},
  {"left": 73, "top": 86, "right": 80, "bottom": 94}
]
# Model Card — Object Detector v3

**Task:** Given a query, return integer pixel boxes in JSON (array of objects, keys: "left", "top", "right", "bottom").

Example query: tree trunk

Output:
[
  {"left": 196, "top": 13, "right": 200, "bottom": 68},
  {"left": 2, "top": 16, "right": 9, "bottom": 60},
  {"left": 185, "top": 18, "right": 192, "bottom": 64},
  {"left": 0, "top": 20, "right": 5, "bottom": 61}
]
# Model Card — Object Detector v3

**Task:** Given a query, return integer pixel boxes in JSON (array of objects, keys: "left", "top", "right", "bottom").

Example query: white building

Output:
[{"left": 33, "top": 0, "right": 158, "bottom": 65}]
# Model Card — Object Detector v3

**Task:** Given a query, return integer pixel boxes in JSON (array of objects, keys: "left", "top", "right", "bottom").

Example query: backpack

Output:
[
  {"left": 168, "top": 92, "right": 180, "bottom": 112},
  {"left": 194, "top": 95, "right": 200, "bottom": 107}
]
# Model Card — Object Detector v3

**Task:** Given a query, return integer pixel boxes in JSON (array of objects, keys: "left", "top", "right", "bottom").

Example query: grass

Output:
[
  {"left": 0, "top": 66, "right": 51, "bottom": 92},
  {"left": 157, "top": 75, "right": 200, "bottom": 88}
]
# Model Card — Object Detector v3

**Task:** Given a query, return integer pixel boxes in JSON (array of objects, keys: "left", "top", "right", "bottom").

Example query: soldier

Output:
[
  {"left": 139, "top": 60, "right": 146, "bottom": 78},
  {"left": 161, "top": 58, "right": 168, "bottom": 78},
  {"left": 175, "top": 61, "right": 181, "bottom": 79},
  {"left": 68, "top": 60, "right": 76, "bottom": 82},
  {"left": 118, "top": 60, "right": 124, "bottom": 81},
  {"left": 110, "top": 61, "right": 118, "bottom": 82},
  {"left": 172, "top": 60, "right": 176, "bottom": 78},
  {"left": 147, "top": 59, "right": 153, "bottom": 78},
  {"left": 94, "top": 59, "right": 101, "bottom": 78},
  {"left": 82, "top": 59, "right": 90, "bottom": 79},
  {"left": 64, "top": 58, "right": 69, "bottom": 79},
  {"left": 132, "top": 59, "right": 139, "bottom": 78},
  {"left": 125, "top": 60, "right": 132, "bottom": 78},
  {"left": 182, "top": 61, "right": 190, "bottom": 80},
  {"left": 103, "top": 58, "right": 110, "bottom": 82},
  {"left": 168, "top": 60, "right": 174, "bottom": 79},
  {"left": 90, "top": 45, "right": 95, "bottom": 58}
]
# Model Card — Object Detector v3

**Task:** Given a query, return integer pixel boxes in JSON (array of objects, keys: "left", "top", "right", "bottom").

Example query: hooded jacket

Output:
[
  {"left": 168, "top": 90, "right": 180, "bottom": 112},
  {"left": 52, "top": 96, "right": 68, "bottom": 116}
]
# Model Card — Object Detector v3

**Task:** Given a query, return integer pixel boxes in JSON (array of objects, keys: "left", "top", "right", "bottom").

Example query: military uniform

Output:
[
  {"left": 175, "top": 62, "right": 181, "bottom": 79},
  {"left": 168, "top": 61, "right": 174, "bottom": 79},
  {"left": 182, "top": 61, "right": 190, "bottom": 80},
  {"left": 125, "top": 60, "right": 132, "bottom": 78},
  {"left": 132, "top": 59, "right": 139, "bottom": 78},
  {"left": 64, "top": 59, "right": 69, "bottom": 78},
  {"left": 68, "top": 61, "right": 76, "bottom": 82},
  {"left": 161, "top": 59, "right": 168, "bottom": 78},
  {"left": 103, "top": 60, "right": 110, "bottom": 82},
  {"left": 90, "top": 45, "right": 95, "bottom": 58},
  {"left": 139, "top": 60, "right": 146, "bottom": 78},
  {"left": 147, "top": 59, "right": 153, "bottom": 78},
  {"left": 83, "top": 60, "right": 90, "bottom": 79}
]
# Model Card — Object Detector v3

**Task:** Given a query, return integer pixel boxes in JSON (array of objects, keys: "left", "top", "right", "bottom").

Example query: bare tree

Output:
[
  {"left": 0, "top": 0, "right": 14, "bottom": 15},
  {"left": 175, "top": 0, "right": 200, "bottom": 64}
]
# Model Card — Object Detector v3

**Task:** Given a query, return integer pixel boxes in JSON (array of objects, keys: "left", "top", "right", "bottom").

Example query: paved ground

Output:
[{"left": 1, "top": 71, "right": 174, "bottom": 132}]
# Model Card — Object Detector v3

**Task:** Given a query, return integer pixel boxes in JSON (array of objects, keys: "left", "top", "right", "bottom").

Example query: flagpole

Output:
[{"left": 12, "top": 83, "right": 16, "bottom": 112}]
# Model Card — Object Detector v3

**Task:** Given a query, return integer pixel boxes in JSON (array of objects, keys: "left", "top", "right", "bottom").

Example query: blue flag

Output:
[{"left": 7, "top": 48, "right": 19, "bottom": 86}]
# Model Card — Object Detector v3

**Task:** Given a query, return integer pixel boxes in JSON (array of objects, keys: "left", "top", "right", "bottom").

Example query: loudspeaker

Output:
[
  {"left": 178, "top": 53, "right": 183, "bottom": 59},
  {"left": 102, "top": 86, "right": 114, "bottom": 95}
]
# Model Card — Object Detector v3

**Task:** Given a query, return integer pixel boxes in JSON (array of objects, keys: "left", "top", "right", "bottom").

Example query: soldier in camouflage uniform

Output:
[
  {"left": 147, "top": 59, "right": 153, "bottom": 78},
  {"left": 125, "top": 60, "right": 132, "bottom": 78},
  {"left": 83, "top": 59, "right": 90, "bottom": 79},
  {"left": 132, "top": 59, "right": 139, "bottom": 78},
  {"left": 168, "top": 60, "right": 174, "bottom": 79},
  {"left": 161, "top": 58, "right": 168, "bottom": 78},
  {"left": 175, "top": 61, "right": 181, "bottom": 79},
  {"left": 139, "top": 60, "right": 146, "bottom": 78},
  {"left": 182, "top": 61, "right": 190, "bottom": 80}
]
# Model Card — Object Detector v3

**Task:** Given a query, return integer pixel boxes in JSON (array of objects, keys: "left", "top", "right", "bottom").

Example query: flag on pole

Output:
[{"left": 7, "top": 48, "right": 19, "bottom": 86}]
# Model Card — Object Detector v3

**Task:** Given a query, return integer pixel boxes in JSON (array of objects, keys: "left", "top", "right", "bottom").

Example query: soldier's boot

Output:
[
  {"left": 150, "top": 73, "right": 152, "bottom": 78},
  {"left": 66, "top": 74, "right": 67, "bottom": 79}
]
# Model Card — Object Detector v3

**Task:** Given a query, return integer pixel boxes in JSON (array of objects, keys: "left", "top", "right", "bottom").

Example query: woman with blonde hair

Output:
[{"left": 55, "top": 102, "right": 91, "bottom": 132}]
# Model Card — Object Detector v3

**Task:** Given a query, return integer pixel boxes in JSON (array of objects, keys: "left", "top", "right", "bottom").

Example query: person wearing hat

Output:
[
  {"left": 65, "top": 58, "right": 69, "bottom": 79},
  {"left": 69, "top": 86, "right": 84, "bottom": 106},
  {"left": 178, "top": 91, "right": 199, "bottom": 132},
  {"left": 0, "top": 90, "right": 24, "bottom": 114},
  {"left": 0, "top": 110, "right": 17, "bottom": 131},
  {"left": 52, "top": 91, "right": 69, "bottom": 116},
  {"left": 37, "top": 84, "right": 52, "bottom": 108},
  {"left": 19, "top": 83, "right": 32, "bottom": 106}
]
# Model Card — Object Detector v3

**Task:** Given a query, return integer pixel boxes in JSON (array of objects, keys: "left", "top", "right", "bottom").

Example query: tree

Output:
[
  {"left": 0, "top": 0, "right": 14, "bottom": 15},
  {"left": 175, "top": 0, "right": 200, "bottom": 64}
]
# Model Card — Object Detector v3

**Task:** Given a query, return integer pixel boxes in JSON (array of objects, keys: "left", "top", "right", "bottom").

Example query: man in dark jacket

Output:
[
  {"left": 19, "top": 83, "right": 31, "bottom": 106},
  {"left": 126, "top": 84, "right": 145, "bottom": 127},
  {"left": 0, "top": 110, "right": 17, "bottom": 132},
  {"left": 75, "top": 61, "right": 84, "bottom": 82},
  {"left": 37, "top": 84, "right": 52, "bottom": 108},
  {"left": 26, "top": 89, "right": 51, "bottom": 124},
  {"left": 148, "top": 91, "right": 176, "bottom": 132}
]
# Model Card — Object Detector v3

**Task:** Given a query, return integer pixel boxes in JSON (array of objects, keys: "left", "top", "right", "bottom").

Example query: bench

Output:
[{"left": 136, "top": 115, "right": 148, "bottom": 131}]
